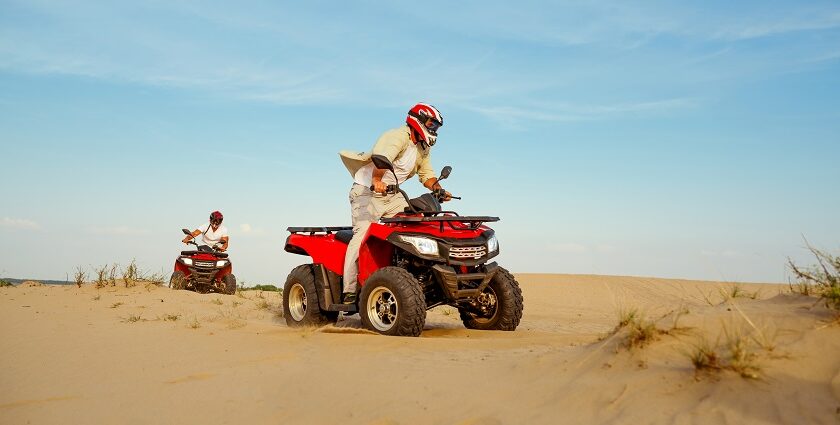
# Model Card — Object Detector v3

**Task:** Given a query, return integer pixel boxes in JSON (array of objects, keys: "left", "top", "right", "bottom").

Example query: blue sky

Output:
[{"left": 1, "top": 0, "right": 838, "bottom": 284}]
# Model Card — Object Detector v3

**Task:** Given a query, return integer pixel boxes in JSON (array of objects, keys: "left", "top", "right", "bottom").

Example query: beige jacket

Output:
[{"left": 339, "top": 125, "right": 436, "bottom": 184}]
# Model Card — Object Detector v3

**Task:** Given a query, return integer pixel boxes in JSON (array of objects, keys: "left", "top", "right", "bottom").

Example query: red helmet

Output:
[
  {"left": 406, "top": 103, "right": 443, "bottom": 147},
  {"left": 210, "top": 211, "right": 223, "bottom": 224}
]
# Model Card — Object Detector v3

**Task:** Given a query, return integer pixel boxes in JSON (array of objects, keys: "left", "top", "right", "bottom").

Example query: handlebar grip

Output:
[{"left": 370, "top": 184, "right": 398, "bottom": 194}]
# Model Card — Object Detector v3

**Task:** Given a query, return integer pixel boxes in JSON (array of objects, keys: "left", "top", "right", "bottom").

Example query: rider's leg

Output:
[
  {"left": 370, "top": 192, "right": 410, "bottom": 218},
  {"left": 342, "top": 184, "right": 375, "bottom": 296}
]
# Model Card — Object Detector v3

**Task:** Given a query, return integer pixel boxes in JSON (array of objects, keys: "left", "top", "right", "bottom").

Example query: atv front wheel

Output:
[
  {"left": 359, "top": 267, "right": 426, "bottom": 337},
  {"left": 223, "top": 274, "right": 236, "bottom": 295},
  {"left": 282, "top": 265, "right": 338, "bottom": 327},
  {"left": 458, "top": 267, "right": 523, "bottom": 331},
  {"left": 170, "top": 271, "right": 186, "bottom": 290}
]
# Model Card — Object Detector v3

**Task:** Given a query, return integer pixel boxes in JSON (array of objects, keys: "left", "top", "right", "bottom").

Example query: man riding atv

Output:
[
  {"left": 182, "top": 211, "right": 229, "bottom": 252},
  {"left": 339, "top": 103, "right": 451, "bottom": 305},
  {"left": 171, "top": 210, "right": 236, "bottom": 294}
]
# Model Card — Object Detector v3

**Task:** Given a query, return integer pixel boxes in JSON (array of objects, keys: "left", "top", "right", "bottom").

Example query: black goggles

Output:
[{"left": 424, "top": 118, "right": 442, "bottom": 133}]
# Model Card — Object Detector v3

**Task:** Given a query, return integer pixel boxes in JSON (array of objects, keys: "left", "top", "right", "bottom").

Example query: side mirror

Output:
[
  {"left": 182, "top": 228, "right": 192, "bottom": 235},
  {"left": 439, "top": 166, "right": 452, "bottom": 180},
  {"left": 371, "top": 154, "right": 394, "bottom": 171}
]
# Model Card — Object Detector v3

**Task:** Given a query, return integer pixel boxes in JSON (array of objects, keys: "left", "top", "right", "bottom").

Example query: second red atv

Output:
[
  {"left": 282, "top": 155, "right": 524, "bottom": 336},
  {"left": 170, "top": 228, "right": 237, "bottom": 295}
]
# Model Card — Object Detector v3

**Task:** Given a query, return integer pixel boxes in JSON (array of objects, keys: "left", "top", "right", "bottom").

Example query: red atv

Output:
[
  {"left": 282, "top": 155, "right": 524, "bottom": 336},
  {"left": 170, "top": 228, "right": 237, "bottom": 295}
]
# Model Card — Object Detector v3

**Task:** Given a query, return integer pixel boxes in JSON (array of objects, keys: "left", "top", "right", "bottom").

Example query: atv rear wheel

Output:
[
  {"left": 459, "top": 267, "right": 523, "bottom": 331},
  {"left": 359, "top": 267, "right": 426, "bottom": 337},
  {"left": 283, "top": 265, "right": 338, "bottom": 327},
  {"left": 223, "top": 274, "right": 236, "bottom": 295},
  {"left": 170, "top": 271, "right": 186, "bottom": 290}
]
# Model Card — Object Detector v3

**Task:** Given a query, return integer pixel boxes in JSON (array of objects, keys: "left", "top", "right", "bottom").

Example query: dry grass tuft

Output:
[
  {"left": 723, "top": 325, "right": 762, "bottom": 379},
  {"left": 108, "top": 264, "right": 118, "bottom": 287},
  {"left": 255, "top": 299, "right": 271, "bottom": 310},
  {"left": 122, "top": 260, "right": 139, "bottom": 288},
  {"left": 688, "top": 336, "right": 722, "bottom": 374},
  {"left": 608, "top": 306, "right": 694, "bottom": 351},
  {"left": 685, "top": 320, "right": 770, "bottom": 380},
  {"left": 210, "top": 298, "right": 224, "bottom": 305},
  {"left": 162, "top": 313, "right": 180, "bottom": 322},
  {"left": 110, "top": 302, "right": 124, "bottom": 309},
  {"left": 612, "top": 308, "right": 662, "bottom": 350},
  {"left": 74, "top": 266, "right": 88, "bottom": 288},
  {"left": 717, "top": 283, "right": 761, "bottom": 303},
  {"left": 123, "top": 313, "right": 144, "bottom": 323},
  {"left": 788, "top": 243, "right": 840, "bottom": 311},
  {"left": 188, "top": 317, "right": 201, "bottom": 329},
  {"left": 141, "top": 272, "right": 166, "bottom": 289},
  {"left": 94, "top": 265, "right": 109, "bottom": 289}
]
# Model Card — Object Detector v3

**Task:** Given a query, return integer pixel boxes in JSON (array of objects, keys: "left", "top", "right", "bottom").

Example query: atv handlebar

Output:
[
  {"left": 181, "top": 232, "right": 226, "bottom": 252},
  {"left": 432, "top": 188, "right": 461, "bottom": 202}
]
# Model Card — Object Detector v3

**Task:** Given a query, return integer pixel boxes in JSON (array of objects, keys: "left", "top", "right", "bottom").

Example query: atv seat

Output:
[{"left": 335, "top": 229, "right": 354, "bottom": 244}]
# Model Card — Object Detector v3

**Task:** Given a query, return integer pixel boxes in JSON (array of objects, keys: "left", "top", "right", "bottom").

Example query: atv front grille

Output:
[
  {"left": 194, "top": 260, "right": 215, "bottom": 268},
  {"left": 449, "top": 245, "right": 487, "bottom": 260}
]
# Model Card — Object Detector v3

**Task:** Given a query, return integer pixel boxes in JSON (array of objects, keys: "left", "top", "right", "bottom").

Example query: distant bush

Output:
[
  {"left": 244, "top": 284, "right": 282, "bottom": 293},
  {"left": 0, "top": 279, "right": 13, "bottom": 287},
  {"left": 788, "top": 244, "right": 840, "bottom": 310}
]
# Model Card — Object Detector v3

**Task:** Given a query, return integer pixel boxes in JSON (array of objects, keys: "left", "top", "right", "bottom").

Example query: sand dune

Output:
[{"left": 1, "top": 274, "right": 839, "bottom": 424}]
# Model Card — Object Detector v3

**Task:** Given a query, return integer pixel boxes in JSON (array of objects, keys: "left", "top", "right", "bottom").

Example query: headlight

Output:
[
  {"left": 182, "top": 258, "right": 193, "bottom": 266},
  {"left": 216, "top": 260, "right": 229, "bottom": 268},
  {"left": 399, "top": 235, "right": 439, "bottom": 256},
  {"left": 487, "top": 235, "right": 499, "bottom": 253}
]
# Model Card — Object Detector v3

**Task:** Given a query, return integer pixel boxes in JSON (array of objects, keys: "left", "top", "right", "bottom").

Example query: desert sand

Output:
[{"left": 1, "top": 274, "right": 839, "bottom": 424}]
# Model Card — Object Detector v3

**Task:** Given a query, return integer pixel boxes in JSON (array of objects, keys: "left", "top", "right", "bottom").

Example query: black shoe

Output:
[{"left": 342, "top": 293, "right": 357, "bottom": 305}]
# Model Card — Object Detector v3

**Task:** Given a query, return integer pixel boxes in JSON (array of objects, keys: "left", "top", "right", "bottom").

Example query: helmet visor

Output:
[{"left": 424, "top": 118, "right": 442, "bottom": 134}]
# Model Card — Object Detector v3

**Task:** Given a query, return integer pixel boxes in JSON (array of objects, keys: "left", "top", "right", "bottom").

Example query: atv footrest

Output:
[{"left": 327, "top": 304, "right": 358, "bottom": 313}]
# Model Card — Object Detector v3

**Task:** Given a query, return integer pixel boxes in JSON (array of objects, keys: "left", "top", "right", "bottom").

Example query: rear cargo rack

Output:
[{"left": 287, "top": 226, "right": 352, "bottom": 235}]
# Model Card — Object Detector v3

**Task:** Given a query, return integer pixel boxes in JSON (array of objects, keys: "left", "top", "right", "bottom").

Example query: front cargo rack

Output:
[{"left": 380, "top": 214, "right": 499, "bottom": 231}]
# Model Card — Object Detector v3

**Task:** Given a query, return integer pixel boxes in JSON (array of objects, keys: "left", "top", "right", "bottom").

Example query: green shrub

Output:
[
  {"left": 788, "top": 244, "right": 840, "bottom": 310},
  {"left": 245, "top": 284, "right": 282, "bottom": 293}
]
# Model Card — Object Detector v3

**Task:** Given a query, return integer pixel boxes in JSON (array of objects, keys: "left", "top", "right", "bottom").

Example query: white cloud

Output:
[
  {"left": 88, "top": 226, "right": 149, "bottom": 236},
  {"left": 236, "top": 223, "right": 265, "bottom": 237},
  {"left": 548, "top": 243, "right": 589, "bottom": 254},
  {"left": 700, "top": 249, "right": 745, "bottom": 259},
  {"left": 0, "top": 217, "right": 41, "bottom": 231},
  {"left": 466, "top": 98, "right": 697, "bottom": 125},
  {"left": 711, "top": 13, "right": 840, "bottom": 41}
]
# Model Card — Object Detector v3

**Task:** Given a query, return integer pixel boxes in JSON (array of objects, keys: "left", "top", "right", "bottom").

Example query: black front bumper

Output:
[{"left": 431, "top": 262, "right": 499, "bottom": 300}]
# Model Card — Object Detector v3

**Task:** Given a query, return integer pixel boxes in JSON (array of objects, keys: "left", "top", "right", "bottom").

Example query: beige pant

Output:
[{"left": 342, "top": 183, "right": 409, "bottom": 294}]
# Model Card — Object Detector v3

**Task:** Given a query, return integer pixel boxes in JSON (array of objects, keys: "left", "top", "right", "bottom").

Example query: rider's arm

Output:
[
  {"left": 220, "top": 236, "right": 229, "bottom": 251},
  {"left": 182, "top": 229, "right": 201, "bottom": 244},
  {"left": 424, "top": 178, "right": 441, "bottom": 191}
]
